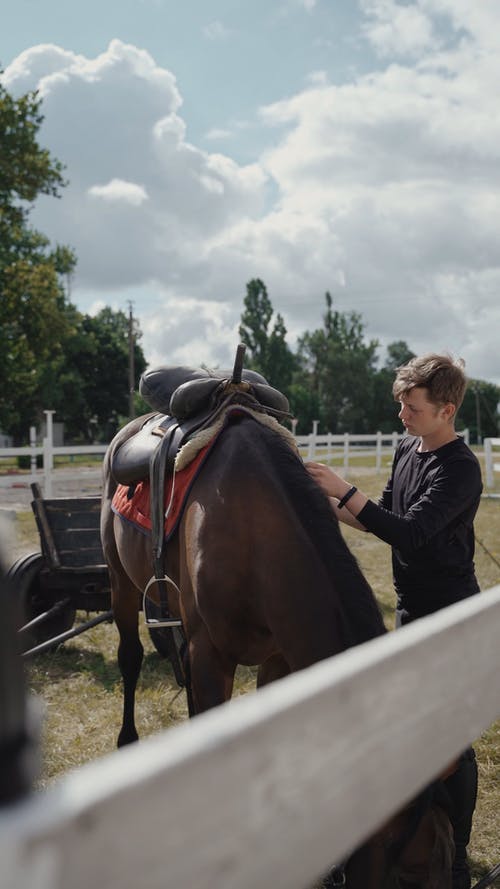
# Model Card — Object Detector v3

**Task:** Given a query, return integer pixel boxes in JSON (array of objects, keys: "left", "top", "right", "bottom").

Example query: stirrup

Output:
[
  {"left": 144, "top": 615, "right": 183, "bottom": 628},
  {"left": 143, "top": 576, "right": 183, "bottom": 628}
]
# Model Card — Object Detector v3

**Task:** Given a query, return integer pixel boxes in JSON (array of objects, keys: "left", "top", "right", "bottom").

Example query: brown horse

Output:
[
  {"left": 101, "top": 406, "right": 386, "bottom": 746},
  {"left": 101, "top": 401, "right": 455, "bottom": 887},
  {"left": 336, "top": 778, "right": 454, "bottom": 889}
]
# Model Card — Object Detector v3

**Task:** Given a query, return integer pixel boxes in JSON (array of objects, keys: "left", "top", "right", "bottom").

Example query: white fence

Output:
[
  {"left": 295, "top": 426, "right": 402, "bottom": 471},
  {"left": 484, "top": 437, "right": 500, "bottom": 488},
  {"left": 0, "top": 411, "right": 107, "bottom": 498},
  {"left": 0, "top": 417, "right": 403, "bottom": 497},
  {"left": 0, "top": 415, "right": 479, "bottom": 502},
  {"left": 1, "top": 585, "right": 499, "bottom": 889},
  {"left": 294, "top": 422, "right": 470, "bottom": 471}
]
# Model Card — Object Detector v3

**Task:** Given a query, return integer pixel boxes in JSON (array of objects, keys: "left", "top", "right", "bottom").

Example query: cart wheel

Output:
[{"left": 7, "top": 553, "right": 76, "bottom": 653}]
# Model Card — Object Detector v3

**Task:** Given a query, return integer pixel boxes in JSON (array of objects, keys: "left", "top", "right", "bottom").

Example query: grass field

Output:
[{"left": 10, "top": 458, "right": 500, "bottom": 884}]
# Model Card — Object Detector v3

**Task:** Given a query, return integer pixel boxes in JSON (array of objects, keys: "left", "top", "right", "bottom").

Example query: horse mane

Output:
[{"left": 248, "top": 417, "right": 387, "bottom": 647}]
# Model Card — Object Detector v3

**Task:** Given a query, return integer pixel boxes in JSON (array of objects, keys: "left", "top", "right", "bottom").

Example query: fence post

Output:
[
  {"left": 29, "top": 426, "right": 37, "bottom": 475},
  {"left": 326, "top": 433, "right": 333, "bottom": 461},
  {"left": 484, "top": 438, "right": 493, "bottom": 488},
  {"left": 343, "top": 432, "right": 349, "bottom": 475},
  {"left": 43, "top": 410, "right": 55, "bottom": 498},
  {"left": 308, "top": 421, "right": 319, "bottom": 461},
  {"left": 375, "top": 431, "right": 382, "bottom": 474}
]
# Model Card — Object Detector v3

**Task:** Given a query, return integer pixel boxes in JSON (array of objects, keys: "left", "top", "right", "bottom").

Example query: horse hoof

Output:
[{"left": 117, "top": 730, "right": 139, "bottom": 747}]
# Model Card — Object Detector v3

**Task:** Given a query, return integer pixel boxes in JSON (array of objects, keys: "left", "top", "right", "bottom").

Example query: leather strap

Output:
[{"left": 337, "top": 485, "right": 357, "bottom": 509}]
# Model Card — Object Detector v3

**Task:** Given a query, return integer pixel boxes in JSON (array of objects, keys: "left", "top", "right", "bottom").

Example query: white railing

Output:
[
  {"left": 293, "top": 423, "right": 469, "bottom": 471},
  {"left": 295, "top": 428, "right": 402, "bottom": 472},
  {"left": 0, "top": 416, "right": 471, "bottom": 498},
  {"left": 1, "top": 586, "right": 499, "bottom": 889},
  {"left": 484, "top": 437, "right": 500, "bottom": 489},
  {"left": 0, "top": 411, "right": 107, "bottom": 498}
]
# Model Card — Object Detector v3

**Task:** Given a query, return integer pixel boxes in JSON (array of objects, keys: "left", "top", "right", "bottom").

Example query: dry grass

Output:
[{"left": 10, "top": 459, "right": 500, "bottom": 881}]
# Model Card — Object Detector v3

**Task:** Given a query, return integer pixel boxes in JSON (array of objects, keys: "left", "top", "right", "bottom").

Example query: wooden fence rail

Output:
[
  {"left": 1, "top": 586, "right": 499, "bottom": 889},
  {"left": 484, "top": 438, "right": 500, "bottom": 489},
  {"left": 0, "top": 413, "right": 471, "bottom": 499},
  {"left": 294, "top": 429, "right": 402, "bottom": 471}
]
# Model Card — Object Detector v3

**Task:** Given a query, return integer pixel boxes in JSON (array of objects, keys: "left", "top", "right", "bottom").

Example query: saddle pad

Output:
[{"left": 111, "top": 440, "right": 213, "bottom": 541}]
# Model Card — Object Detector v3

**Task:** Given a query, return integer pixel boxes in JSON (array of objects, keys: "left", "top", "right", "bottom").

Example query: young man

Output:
[{"left": 307, "top": 353, "right": 482, "bottom": 889}]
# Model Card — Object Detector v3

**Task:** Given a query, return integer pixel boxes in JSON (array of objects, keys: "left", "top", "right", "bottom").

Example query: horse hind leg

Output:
[
  {"left": 112, "top": 575, "right": 144, "bottom": 747},
  {"left": 117, "top": 627, "right": 143, "bottom": 747}
]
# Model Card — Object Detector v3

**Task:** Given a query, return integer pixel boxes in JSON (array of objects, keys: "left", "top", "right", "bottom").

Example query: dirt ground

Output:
[
  {"left": 0, "top": 468, "right": 103, "bottom": 564},
  {"left": 0, "top": 467, "right": 103, "bottom": 511}
]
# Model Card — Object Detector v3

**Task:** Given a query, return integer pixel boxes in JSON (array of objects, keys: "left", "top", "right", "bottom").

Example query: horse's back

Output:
[{"left": 178, "top": 416, "right": 351, "bottom": 668}]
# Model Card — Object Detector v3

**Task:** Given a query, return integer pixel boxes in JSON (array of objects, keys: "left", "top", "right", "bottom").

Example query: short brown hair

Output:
[{"left": 392, "top": 353, "right": 467, "bottom": 409}]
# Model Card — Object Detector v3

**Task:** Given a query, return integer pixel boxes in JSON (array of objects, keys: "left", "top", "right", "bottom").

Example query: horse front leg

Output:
[{"left": 257, "top": 653, "right": 291, "bottom": 688}]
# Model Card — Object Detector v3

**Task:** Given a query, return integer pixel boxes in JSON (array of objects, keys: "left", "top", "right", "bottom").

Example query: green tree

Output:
[
  {"left": 0, "top": 258, "right": 76, "bottom": 438},
  {"left": 238, "top": 278, "right": 296, "bottom": 391},
  {"left": 48, "top": 307, "right": 147, "bottom": 442},
  {"left": 239, "top": 278, "right": 272, "bottom": 368},
  {"left": 0, "top": 79, "right": 148, "bottom": 441},
  {"left": 368, "top": 341, "right": 416, "bottom": 432},
  {"left": 461, "top": 380, "right": 500, "bottom": 443},
  {"left": 298, "top": 293, "right": 379, "bottom": 432},
  {"left": 0, "top": 80, "right": 65, "bottom": 265},
  {"left": 0, "top": 78, "right": 76, "bottom": 439},
  {"left": 286, "top": 382, "right": 322, "bottom": 434},
  {"left": 385, "top": 340, "right": 416, "bottom": 371}
]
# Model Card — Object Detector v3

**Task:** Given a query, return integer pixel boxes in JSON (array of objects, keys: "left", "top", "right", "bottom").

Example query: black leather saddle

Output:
[
  {"left": 111, "top": 363, "right": 290, "bottom": 487},
  {"left": 139, "top": 363, "right": 289, "bottom": 421}
]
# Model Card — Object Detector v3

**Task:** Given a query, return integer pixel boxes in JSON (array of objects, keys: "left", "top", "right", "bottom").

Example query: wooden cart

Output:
[{"left": 8, "top": 483, "right": 169, "bottom": 658}]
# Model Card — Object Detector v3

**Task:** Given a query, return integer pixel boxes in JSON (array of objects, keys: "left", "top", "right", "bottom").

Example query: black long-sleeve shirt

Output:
[{"left": 358, "top": 435, "right": 482, "bottom": 619}]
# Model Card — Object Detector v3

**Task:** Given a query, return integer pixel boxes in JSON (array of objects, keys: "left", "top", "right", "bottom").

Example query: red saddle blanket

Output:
[{"left": 111, "top": 440, "right": 213, "bottom": 541}]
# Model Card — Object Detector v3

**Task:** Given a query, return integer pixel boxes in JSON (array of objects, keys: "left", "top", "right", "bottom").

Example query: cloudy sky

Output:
[{"left": 3, "top": 0, "right": 500, "bottom": 383}]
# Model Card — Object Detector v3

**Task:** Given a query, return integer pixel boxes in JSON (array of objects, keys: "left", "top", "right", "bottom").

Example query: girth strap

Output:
[
  {"left": 150, "top": 421, "right": 183, "bottom": 583},
  {"left": 148, "top": 422, "right": 186, "bottom": 687}
]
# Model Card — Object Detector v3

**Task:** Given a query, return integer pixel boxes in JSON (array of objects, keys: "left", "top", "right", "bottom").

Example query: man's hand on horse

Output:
[{"left": 306, "top": 462, "right": 346, "bottom": 499}]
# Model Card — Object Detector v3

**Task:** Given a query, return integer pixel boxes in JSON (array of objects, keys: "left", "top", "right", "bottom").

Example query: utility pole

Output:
[
  {"left": 474, "top": 386, "right": 482, "bottom": 446},
  {"left": 128, "top": 301, "right": 135, "bottom": 419}
]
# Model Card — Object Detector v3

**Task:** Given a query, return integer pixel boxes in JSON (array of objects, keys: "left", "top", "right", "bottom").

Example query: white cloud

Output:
[
  {"left": 204, "top": 127, "right": 233, "bottom": 140},
  {"left": 88, "top": 179, "right": 149, "bottom": 205},
  {"left": 361, "top": 0, "right": 439, "bottom": 57},
  {"left": 2, "top": 4, "right": 500, "bottom": 385},
  {"left": 2, "top": 40, "right": 268, "bottom": 298},
  {"left": 142, "top": 296, "right": 237, "bottom": 368},
  {"left": 306, "top": 70, "right": 329, "bottom": 86},
  {"left": 202, "top": 21, "right": 232, "bottom": 41}
]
